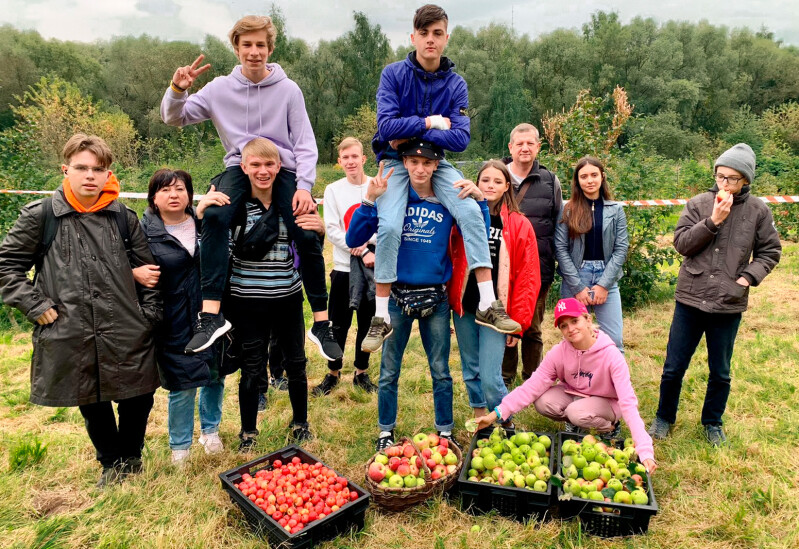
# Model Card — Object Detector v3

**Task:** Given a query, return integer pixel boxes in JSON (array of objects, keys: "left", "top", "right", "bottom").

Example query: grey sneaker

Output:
[
  {"left": 600, "top": 421, "right": 622, "bottom": 442},
  {"left": 704, "top": 424, "right": 728, "bottom": 447},
  {"left": 647, "top": 416, "right": 672, "bottom": 440},
  {"left": 96, "top": 465, "right": 121, "bottom": 488},
  {"left": 475, "top": 301, "right": 522, "bottom": 334},
  {"left": 361, "top": 317, "right": 393, "bottom": 353},
  {"left": 353, "top": 372, "right": 377, "bottom": 393}
]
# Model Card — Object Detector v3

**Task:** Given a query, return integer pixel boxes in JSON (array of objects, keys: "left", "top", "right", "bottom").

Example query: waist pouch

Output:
[
  {"left": 391, "top": 284, "right": 447, "bottom": 318},
  {"left": 233, "top": 206, "right": 279, "bottom": 261}
]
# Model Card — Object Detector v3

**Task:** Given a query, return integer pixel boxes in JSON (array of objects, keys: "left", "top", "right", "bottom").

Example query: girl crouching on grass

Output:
[
  {"left": 474, "top": 298, "right": 657, "bottom": 474},
  {"left": 450, "top": 160, "right": 540, "bottom": 425}
]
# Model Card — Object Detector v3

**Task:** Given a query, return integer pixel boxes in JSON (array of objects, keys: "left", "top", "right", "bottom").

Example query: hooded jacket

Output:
[
  {"left": 160, "top": 64, "right": 318, "bottom": 192},
  {"left": 373, "top": 52, "right": 470, "bottom": 161},
  {"left": 449, "top": 204, "right": 541, "bottom": 332},
  {"left": 673, "top": 184, "right": 781, "bottom": 313},
  {"left": 497, "top": 331, "right": 655, "bottom": 463},
  {"left": 141, "top": 208, "right": 217, "bottom": 391},
  {"left": 0, "top": 187, "right": 161, "bottom": 406}
]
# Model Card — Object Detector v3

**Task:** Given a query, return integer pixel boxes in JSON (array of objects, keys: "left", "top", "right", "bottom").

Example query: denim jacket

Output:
[{"left": 555, "top": 200, "right": 629, "bottom": 293}]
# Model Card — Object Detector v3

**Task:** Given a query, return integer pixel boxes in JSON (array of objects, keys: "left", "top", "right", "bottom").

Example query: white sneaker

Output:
[
  {"left": 199, "top": 432, "right": 224, "bottom": 454},
  {"left": 172, "top": 449, "right": 190, "bottom": 465}
]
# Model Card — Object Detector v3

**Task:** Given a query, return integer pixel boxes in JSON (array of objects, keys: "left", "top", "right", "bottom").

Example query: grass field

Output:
[{"left": 1, "top": 242, "right": 797, "bottom": 549}]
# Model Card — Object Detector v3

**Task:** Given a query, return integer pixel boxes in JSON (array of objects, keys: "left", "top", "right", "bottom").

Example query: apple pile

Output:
[
  {"left": 412, "top": 432, "right": 460, "bottom": 481},
  {"left": 557, "top": 435, "right": 650, "bottom": 507},
  {"left": 465, "top": 427, "right": 552, "bottom": 492},
  {"left": 368, "top": 440, "right": 428, "bottom": 490},
  {"left": 234, "top": 456, "right": 359, "bottom": 535}
]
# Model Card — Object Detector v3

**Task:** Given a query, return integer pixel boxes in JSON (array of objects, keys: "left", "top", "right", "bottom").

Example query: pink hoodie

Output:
[{"left": 498, "top": 330, "right": 655, "bottom": 463}]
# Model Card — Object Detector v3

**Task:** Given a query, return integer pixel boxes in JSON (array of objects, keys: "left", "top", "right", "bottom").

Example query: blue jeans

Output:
[
  {"left": 453, "top": 311, "right": 508, "bottom": 410},
  {"left": 167, "top": 380, "right": 225, "bottom": 450},
  {"left": 560, "top": 260, "right": 624, "bottom": 351},
  {"left": 374, "top": 158, "right": 491, "bottom": 283},
  {"left": 655, "top": 301, "right": 741, "bottom": 426},
  {"left": 377, "top": 298, "right": 454, "bottom": 432}
]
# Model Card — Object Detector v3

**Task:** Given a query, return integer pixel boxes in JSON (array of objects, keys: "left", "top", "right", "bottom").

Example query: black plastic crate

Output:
[
  {"left": 456, "top": 430, "right": 557, "bottom": 522},
  {"left": 555, "top": 432, "right": 658, "bottom": 537},
  {"left": 219, "top": 445, "right": 370, "bottom": 549}
]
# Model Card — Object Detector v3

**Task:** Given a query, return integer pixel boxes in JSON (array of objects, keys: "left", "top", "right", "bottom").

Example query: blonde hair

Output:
[
  {"left": 62, "top": 134, "right": 113, "bottom": 167},
  {"left": 241, "top": 138, "right": 280, "bottom": 164},
  {"left": 229, "top": 15, "right": 277, "bottom": 53},
  {"left": 337, "top": 137, "right": 364, "bottom": 155},
  {"left": 509, "top": 123, "right": 540, "bottom": 144}
]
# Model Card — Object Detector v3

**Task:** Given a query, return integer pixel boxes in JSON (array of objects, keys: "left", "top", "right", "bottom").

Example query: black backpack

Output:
[{"left": 34, "top": 196, "right": 133, "bottom": 279}]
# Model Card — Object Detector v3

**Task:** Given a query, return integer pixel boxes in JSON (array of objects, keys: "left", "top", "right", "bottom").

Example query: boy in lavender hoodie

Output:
[
  {"left": 474, "top": 298, "right": 657, "bottom": 474},
  {"left": 161, "top": 15, "right": 341, "bottom": 361}
]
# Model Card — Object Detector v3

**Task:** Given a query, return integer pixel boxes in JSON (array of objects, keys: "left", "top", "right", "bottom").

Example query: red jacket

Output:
[{"left": 449, "top": 204, "right": 541, "bottom": 332}]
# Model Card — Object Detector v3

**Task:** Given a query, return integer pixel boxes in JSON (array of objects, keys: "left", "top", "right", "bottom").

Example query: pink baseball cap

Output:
[{"left": 554, "top": 298, "right": 588, "bottom": 327}]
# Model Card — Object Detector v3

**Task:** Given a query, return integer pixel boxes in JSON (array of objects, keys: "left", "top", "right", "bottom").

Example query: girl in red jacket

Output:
[{"left": 450, "top": 160, "right": 541, "bottom": 424}]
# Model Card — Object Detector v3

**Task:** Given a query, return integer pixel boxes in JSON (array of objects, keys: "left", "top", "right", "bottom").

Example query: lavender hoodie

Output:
[
  {"left": 498, "top": 331, "right": 655, "bottom": 463},
  {"left": 160, "top": 64, "right": 318, "bottom": 192}
]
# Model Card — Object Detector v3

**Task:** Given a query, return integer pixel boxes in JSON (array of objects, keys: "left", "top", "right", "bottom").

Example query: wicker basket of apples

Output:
[
  {"left": 364, "top": 437, "right": 434, "bottom": 511},
  {"left": 411, "top": 431, "right": 463, "bottom": 494}
]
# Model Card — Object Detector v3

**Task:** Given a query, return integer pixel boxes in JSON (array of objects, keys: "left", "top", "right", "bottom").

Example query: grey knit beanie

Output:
[{"left": 715, "top": 143, "right": 756, "bottom": 184}]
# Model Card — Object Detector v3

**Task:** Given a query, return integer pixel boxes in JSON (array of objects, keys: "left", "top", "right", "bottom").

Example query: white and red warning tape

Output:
[{"left": 1, "top": 189, "right": 798, "bottom": 206}]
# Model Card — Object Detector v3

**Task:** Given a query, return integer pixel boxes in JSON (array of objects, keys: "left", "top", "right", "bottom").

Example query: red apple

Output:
[
  {"left": 388, "top": 457, "right": 401, "bottom": 471},
  {"left": 431, "top": 469, "right": 442, "bottom": 480},
  {"left": 409, "top": 463, "right": 419, "bottom": 476},
  {"left": 422, "top": 448, "right": 432, "bottom": 459},
  {"left": 397, "top": 464, "right": 411, "bottom": 477},
  {"left": 439, "top": 438, "right": 449, "bottom": 449},
  {"left": 427, "top": 433, "right": 440, "bottom": 447},
  {"left": 439, "top": 447, "right": 448, "bottom": 457},
  {"left": 368, "top": 462, "right": 387, "bottom": 482},
  {"left": 426, "top": 458, "right": 436, "bottom": 469},
  {"left": 403, "top": 444, "right": 415, "bottom": 458}
]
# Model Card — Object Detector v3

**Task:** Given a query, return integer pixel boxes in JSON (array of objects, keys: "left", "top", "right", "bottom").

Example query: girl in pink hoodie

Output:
[{"left": 474, "top": 298, "right": 657, "bottom": 473}]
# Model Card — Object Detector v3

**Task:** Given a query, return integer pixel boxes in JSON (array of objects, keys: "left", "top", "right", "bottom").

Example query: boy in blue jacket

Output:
[
  {"left": 365, "top": 4, "right": 520, "bottom": 352},
  {"left": 347, "top": 139, "right": 487, "bottom": 451}
]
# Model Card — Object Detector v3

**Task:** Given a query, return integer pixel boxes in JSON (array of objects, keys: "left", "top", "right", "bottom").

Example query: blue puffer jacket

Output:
[{"left": 372, "top": 52, "right": 470, "bottom": 161}]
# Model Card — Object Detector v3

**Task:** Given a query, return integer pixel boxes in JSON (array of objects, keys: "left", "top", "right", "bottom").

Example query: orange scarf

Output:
[{"left": 62, "top": 173, "right": 121, "bottom": 213}]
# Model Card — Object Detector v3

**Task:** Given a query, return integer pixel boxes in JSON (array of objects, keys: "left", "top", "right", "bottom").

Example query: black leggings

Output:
[
  {"left": 200, "top": 165, "right": 327, "bottom": 311},
  {"left": 78, "top": 392, "right": 155, "bottom": 468},
  {"left": 229, "top": 294, "right": 308, "bottom": 433}
]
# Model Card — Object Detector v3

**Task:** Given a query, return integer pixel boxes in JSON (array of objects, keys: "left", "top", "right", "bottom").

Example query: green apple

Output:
[
  {"left": 624, "top": 437, "right": 634, "bottom": 448},
  {"left": 483, "top": 454, "right": 497, "bottom": 470},
  {"left": 525, "top": 474, "right": 537, "bottom": 487},
  {"left": 534, "top": 465, "right": 551, "bottom": 481},
  {"left": 503, "top": 461, "right": 517, "bottom": 473},
  {"left": 444, "top": 452, "right": 458, "bottom": 466},
  {"left": 599, "top": 468, "right": 612, "bottom": 483},
  {"left": 613, "top": 449, "right": 629, "bottom": 465},
  {"left": 476, "top": 439, "right": 489, "bottom": 449},
  {"left": 388, "top": 475, "right": 404, "bottom": 488},
  {"left": 582, "top": 465, "right": 600, "bottom": 481},
  {"left": 516, "top": 432, "right": 533, "bottom": 446},
  {"left": 538, "top": 435, "right": 551, "bottom": 450},
  {"left": 613, "top": 490, "right": 632, "bottom": 504},
  {"left": 573, "top": 454, "right": 588, "bottom": 470},
  {"left": 513, "top": 474, "right": 526, "bottom": 488},
  {"left": 588, "top": 490, "right": 604, "bottom": 501},
  {"left": 605, "top": 458, "right": 619, "bottom": 474},
  {"left": 518, "top": 463, "right": 531, "bottom": 475},
  {"left": 631, "top": 490, "right": 649, "bottom": 505},
  {"left": 471, "top": 456, "right": 485, "bottom": 471},
  {"left": 595, "top": 451, "right": 609, "bottom": 465},
  {"left": 491, "top": 442, "right": 504, "bottom": 456},
  {"left": 468, "top": 468, "right": 478, "bottom": 478},
  {"left": 413, "top": 432, "right": 430, "bottom": 450},
  {"left": 479, "top": 447, "right": 493, "bottom": 459},
  {"left": 533, "top": 479, "right": 548, "bottom": 492},
  {"left": 607, "top": 478, "right": 623, "bottom": 492},
  {"left": 581, "top": 445, "right": 597, "bottom": 462},
  {"left": 562, "top": 464, "right": 578, "bottom": 479},
  {"left": 615, "top": 467, "right": 631, "bottom": 480},
  {"left": 531, "top": 442, "right": 547, "bottom": 457},
  {"left": 564, "top": 478, "right": 582, "bottom": 496},
  {"left": 582, "top": 434, "right": 598, "bottom": 445},
  {"left": 403, "top": 475, "right": 417, "bottom": 488}
]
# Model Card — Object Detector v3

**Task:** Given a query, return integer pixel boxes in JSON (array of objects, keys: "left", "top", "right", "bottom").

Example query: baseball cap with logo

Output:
[
  {"left": 553, "top": 298, "right": 588, "bottom": 327},
  {"left": 399, "top": 139, "right": 443, "bottom": 160}
]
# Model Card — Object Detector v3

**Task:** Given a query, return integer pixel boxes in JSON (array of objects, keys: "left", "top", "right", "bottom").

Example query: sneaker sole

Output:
[
  {"left": 361, "top": 327, "right": 394, "bottom": 353},
  {"left": 306, "top": 330, "right": 343, "bottom": 361},
  {"left": 185, "top": 320, "right": 232, "bottom": 354},
  {"left": 474, "top": 318, "right": 520, "bottom": 334}
]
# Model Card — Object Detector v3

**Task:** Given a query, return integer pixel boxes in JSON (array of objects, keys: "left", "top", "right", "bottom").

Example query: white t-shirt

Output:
[{"left": 323, "top": 176, "right": 375, "bottom": 273}]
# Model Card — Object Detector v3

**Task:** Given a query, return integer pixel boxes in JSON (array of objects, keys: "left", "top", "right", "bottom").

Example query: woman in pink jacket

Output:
[
  {"left": 450, "top": 160, "right": 540, "bottom": 424},
  {"left": 474, "top": 297, "right": 657, "bottom": 473}
]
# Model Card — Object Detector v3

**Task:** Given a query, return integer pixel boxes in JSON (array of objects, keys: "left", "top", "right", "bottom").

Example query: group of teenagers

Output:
[{"left": 0, "top": 5, "right": 782, "bottom": 488}]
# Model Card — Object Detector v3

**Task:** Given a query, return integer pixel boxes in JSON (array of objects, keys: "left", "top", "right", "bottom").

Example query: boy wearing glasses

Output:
[{"left": 648, "top": 143, "right": 781, "bottom": 447}]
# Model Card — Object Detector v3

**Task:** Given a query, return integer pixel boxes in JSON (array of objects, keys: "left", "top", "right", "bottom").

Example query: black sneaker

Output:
[
  {"left": 375, "top": 430, "right": 394, "bottom": 452},
  {"left": 600, "top": 422, "right": 622, "bottom": 442},
  {"left": 312, "top": 373, "right": 339, "bottom": 397},
  {"left": 257, "top": 393, "right": 267, "bottom": 413},
  {"left": 353, "top": 372, "right": 377, "bottom": 393},
  {"left": 291, "top": 423, "right": 313, "bottom": 444},
  {"left": 704, "top": 424, "right": 728, "bottom": 447},
  {"left": 438, "top": 431, "right": 460, "bottom": 451},
  {"left": 272, "top": 376, "right": 289, "bottom": 391},
  {"left": 362, "top": 317, "right": 393, "bottom": 353},
  {"left": 185, "top": 312, "right": 232, "bottom": 354},
  {"left": 307, "top": 321, "right": 343, "bottom": 361},
  {"left": 647, "top": 416, "right": 672, "bottom": 440},
  {"left": 238, "top": 430, "right": 258, "bottom": 453},
  {"left": 96, "top": 465, "right": 121, "bottom": 488}
]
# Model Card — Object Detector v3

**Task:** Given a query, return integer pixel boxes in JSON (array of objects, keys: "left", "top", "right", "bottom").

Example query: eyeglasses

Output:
[
  {"left": 68, "top": 165, "right": 107, "bottom": 174},
  {"left": 714, "top": 173, "right": 744, "bottom": 184}
]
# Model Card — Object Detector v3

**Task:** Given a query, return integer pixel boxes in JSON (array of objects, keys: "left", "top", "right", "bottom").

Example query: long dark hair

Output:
[
  {"left": 561, "top": 157, "right": 612, "bottom": 239},
  {"left": 477, "top": 160, "right": 521, "bottom": 214},
  {"left": 147, "top": 169, "right": 194, "bottom": 216}
]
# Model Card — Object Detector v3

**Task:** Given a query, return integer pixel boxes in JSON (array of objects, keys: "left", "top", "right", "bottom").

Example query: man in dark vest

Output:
[{"left": 501, "top": 123, "right": 563, "bottom": 386}]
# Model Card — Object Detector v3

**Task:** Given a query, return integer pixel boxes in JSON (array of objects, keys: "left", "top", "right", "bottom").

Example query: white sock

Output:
[
  {"left": 375, "top": 296, "right": 390, "bottom": 323},
  {"left": 477, "top": 281, "right": 496, "bottom": 311},
  {"left": 379, "top": 430, "right": 393, "bottom": 438},
  {"left": 439, "top": 430, "right": 452, "bottom": 438}
]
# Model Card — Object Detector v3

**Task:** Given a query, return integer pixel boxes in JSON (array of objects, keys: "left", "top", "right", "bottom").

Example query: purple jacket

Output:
[
  {"left": 372, "top": 52, "right": 470, "bottom": 161},
  {"left": 161, "top": 64, "right": 318, "bottom": 193}
]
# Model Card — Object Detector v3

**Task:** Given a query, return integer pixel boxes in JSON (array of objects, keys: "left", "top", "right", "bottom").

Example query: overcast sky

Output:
[{"left": 1, "top": 0, "right": 797, "bottom": 47}]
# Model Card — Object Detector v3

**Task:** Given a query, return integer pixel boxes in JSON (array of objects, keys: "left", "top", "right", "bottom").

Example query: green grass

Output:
[{"left": 0, "top": 242, "right": 797, "bottom": 548}]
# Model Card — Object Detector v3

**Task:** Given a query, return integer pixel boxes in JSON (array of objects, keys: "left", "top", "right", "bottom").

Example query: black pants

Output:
[
  {"left": 655, "top": 301, "right": 742, "bottom": 426},
  {"left": 229, "top": 294, "right": 308, "bottom": 433},
  {"left": 328, "top": 269, "right": 374, "bottom": 371},
  {"left": 257, "top": 333, "right": 285, "bottom": 393},
  {"left": 78, "top": 392, "right": 155, "bottom": 468},
  {"left": 201, "top": 165, "right": 328, "bottom": 311},
  {"left": 502, "top": 284, "right": 550, "bottom": 383}
]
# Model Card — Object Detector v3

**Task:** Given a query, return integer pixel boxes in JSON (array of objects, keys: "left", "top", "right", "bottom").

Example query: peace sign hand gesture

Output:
[
  {"left": 172, "top": 54, "right": 212, "bottom": 91},
  {"left": 365, "top": 161, "right": 394, "bottom": 202}
]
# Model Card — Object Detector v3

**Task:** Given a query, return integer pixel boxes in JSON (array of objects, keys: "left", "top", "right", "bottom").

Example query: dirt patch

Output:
[{"left": 29, "top": 488, "right": 92, "bottom": 518}]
